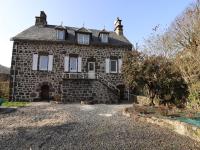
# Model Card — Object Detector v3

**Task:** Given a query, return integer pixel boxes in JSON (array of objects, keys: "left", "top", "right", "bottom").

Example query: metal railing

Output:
[
  {"left": 62, "top": 72, "right": 120, "bottom": 96},
  {"left": 62, "top": 72, "right": 96, "bottom": 79}
]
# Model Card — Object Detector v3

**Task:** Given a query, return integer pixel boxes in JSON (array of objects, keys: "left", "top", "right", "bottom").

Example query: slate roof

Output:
[{"left": 11, "top": 25, "right": 132, "bottom": 47}]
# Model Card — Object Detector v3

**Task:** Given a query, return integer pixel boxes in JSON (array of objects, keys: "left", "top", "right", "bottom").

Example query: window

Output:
[
  {"left": 69, "top": 57, "right": 78, "bottom": 72},
  {"left": 57, "top": 30, "right": 65, "bottom": 40},
  {"left": 110, "top": 60, "right": 118, "bottom": 73},
  {"left": 32, "top": 54, "right": 53, "bottom": 71},
  {"left": 77, "top": 33, "right": 90, "bottom": 45},
  {"left": 39, "top": 55, "right": 48, "bottom": 71},
  {"left": 100, "top": 34, "right": 108, "bottom": 43}
]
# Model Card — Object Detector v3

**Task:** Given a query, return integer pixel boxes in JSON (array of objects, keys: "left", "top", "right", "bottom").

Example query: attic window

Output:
[
  {"left": 77, "top": 33, "right": 90, "bottom": 45},
  {"left": 57, "top": 30, "right": 65, "bottom": 40},
  {"left": 100, "top": 33, "right": 108, "bottom": 43}
]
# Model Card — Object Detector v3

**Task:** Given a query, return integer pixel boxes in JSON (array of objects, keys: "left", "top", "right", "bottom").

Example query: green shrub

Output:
[
  {"left": 0, "top": 81, "right": 9, "bottom": 99},
  {"left": 187, "top": 82, "right": 200, "bottom": 110}
]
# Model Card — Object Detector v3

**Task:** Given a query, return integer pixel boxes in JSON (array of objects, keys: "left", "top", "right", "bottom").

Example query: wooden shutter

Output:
[
  {"left": 105, "top": 58, "right": 110, "bottom": 73},
  {"left": 78, "top": 57, "right": 82, "bottom": 72},
  {"left": 48, "top": 55, "right": 53, "bottom": 71},
  {"left": 32, "top": 54, "right": 38, "bottom": 70},
  {"left": 64, "top": 56, "right": 69, "bottom": 72},
  {"left": 118, "top": 59, "right": 122, "bottom": 73}
]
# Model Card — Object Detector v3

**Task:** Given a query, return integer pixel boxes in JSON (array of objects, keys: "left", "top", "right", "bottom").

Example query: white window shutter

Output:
[
  {"left": 32, "top": 54, "right": 38, "bottom": 70},
  {"left": 78, "top": 57, "right": 82, "bottom": 72},
  {"left": 48, "top": 55, "right": 53, "bottom": 71},
  {"left": 64, "top": 56, "right": 69, "bottom": 72},
  {"left": 105, "top": 58, "right": 110, "bottom": 73},
  {"left": 118, "top": 59, "right": 122, "bottom": 73}
]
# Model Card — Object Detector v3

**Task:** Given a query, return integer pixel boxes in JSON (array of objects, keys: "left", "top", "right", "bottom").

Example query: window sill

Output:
[{"left": 110, "top": 72, "right": 118, "bottom": 74}]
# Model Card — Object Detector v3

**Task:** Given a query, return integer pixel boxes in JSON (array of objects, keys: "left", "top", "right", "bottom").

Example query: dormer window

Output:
[
  {"left": 57, "top": 30, "right": 65, "bottom": 40},
  {"left": 77, "top": 33, "right": 90, "bottom": 45},
  {"left": 99, "top": 29, "right": 109, "bottom": 43},
  {"left": 76, "top": 27, "right": 92, "bottom": 45},
  {"left": 55, "top": 24, "right": 66, "bottom": 40},
  {"left": 100, "top": 34, "right": 108, "bottom": 43}
]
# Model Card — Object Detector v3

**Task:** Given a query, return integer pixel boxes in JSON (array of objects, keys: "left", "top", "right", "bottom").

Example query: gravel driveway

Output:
[{"left": 0, "top": 102, "right": 200, "bottom": 150}]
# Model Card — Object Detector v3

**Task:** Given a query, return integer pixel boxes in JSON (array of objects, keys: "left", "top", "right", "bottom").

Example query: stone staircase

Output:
[{"left": 96, "top": 73, "right": 120, "bottom": 97}]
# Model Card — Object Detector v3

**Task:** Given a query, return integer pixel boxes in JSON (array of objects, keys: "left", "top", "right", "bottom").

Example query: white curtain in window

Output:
[
  {"left": 57, "top": 30, "right": 65, "bottom": 40},
  {"left": 39, "top": 56, "right": 48, "bottom": 70},
  {"left": 84, "top": 34, "right": 90, "bottom": 45},
  {"left": 78, "top": 34, "right": 84, "bottom": 44},
  {"left": 101, "top": 34, "right": 108, "bottom": 43},
  {"left": 78, "top": 34, "right": 89, "bottom": 45},
  {"left": 70, "top": 57, "right": 78, "bottom": 72}
]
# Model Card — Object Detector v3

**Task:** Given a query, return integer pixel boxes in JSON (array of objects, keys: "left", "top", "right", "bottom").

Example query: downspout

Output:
[{"left": 12, "top": 42, "right": 18, "bottom": 101}]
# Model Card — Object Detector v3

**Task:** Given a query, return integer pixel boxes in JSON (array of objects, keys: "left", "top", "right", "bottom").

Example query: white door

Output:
[{"left": 88, "top": 62, "right": 95, "bottom": 79}]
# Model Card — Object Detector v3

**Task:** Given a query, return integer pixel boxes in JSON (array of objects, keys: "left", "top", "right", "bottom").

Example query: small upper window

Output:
[
  {"left": 77, "top": 33, "right": 90, "bottom": 45},
  {"left": 57, "top": 30, "right": 65, "bottom": 40},
  {"left": 110, "top": 60, "right": 118, "bottom": 73},
  {"left": 39, "top": 55, "right": 49, "bottom": 71},
  {"left": 100, "top": 34, "right": 108, "bottom": 43}
]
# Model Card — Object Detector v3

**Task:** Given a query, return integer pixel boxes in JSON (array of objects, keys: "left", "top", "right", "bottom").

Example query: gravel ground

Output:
[{"left": 0, "top": 102, "right": 200, "bottom": 150}]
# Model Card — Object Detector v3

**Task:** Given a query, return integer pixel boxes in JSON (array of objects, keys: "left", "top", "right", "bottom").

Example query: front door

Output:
[{"left": 88, "top": 62, "right": 95, "bottom": 79}]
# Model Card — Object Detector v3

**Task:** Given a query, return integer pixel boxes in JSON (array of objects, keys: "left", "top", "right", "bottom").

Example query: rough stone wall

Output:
[
  {"left": 62, "top": 79, "right": 118, "bottom": 103},
  {"left": 10, "top": 41, "right": 130, "bottom": 102}
]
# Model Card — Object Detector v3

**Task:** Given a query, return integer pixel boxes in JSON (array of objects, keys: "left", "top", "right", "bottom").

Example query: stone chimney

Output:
[
  {"left": 35, "top": 11, "right": 47, "bottom": 27},
  {"left": 114, "top": 17, "right": 123, "bottom": 36}
]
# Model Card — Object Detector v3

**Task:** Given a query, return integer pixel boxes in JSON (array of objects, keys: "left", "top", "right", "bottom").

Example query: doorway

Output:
[
  {"left": 40, "top": 84, "right": 50, "bottom": 100},
  {"left": 88, "top": 62, "right": 95, "bottom": 79},
  {"left": 117, "top": 84, "right": 125, "bottom": 101}
]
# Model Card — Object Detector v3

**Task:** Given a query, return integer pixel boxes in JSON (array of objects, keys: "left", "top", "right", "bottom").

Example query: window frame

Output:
[
  {"left": 57, "top": 30, "right": 65, "bottom": 40},
  {"left": 110, "top": 59, "right": 118, "bottom": 73},
  {"left": 100, "top": 33, "right": 108, "bottom": 43},
  {"left": 38, "top": 55, "right": 49, "bottom": 71},
  {"left": 77, "top": 33, "right": 90, "bottom": 45}
]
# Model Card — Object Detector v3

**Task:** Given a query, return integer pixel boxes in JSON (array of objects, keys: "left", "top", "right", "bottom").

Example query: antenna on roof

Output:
[
  {"left": 61, "top": 21, "right": 63, "bottom": 26},
  {"left": 83, "top": 22, "right": 85, "bottom": 27},
  {"left": 103, "top": 25, "right": 106, "bottom": 30}
]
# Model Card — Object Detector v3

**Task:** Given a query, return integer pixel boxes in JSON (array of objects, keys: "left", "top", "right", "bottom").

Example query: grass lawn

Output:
[{"left": 1, "top": 101, "right": 29, "bottom": 107}]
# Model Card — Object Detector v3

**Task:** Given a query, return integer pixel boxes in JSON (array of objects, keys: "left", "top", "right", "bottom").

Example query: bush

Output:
[
  {"left": 122, "top": 53, "right": 188, "bottom": 106},
  {"left": 187, "top": 82, "right": 200, "bottom": 110},
  {"left": 0, "top": 81, "right": 9, "bottom": 99}
]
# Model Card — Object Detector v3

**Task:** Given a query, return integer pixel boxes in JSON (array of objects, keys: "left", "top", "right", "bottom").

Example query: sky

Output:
[{"left": 0, "top": 0, "right": 194, "bottom": 67}]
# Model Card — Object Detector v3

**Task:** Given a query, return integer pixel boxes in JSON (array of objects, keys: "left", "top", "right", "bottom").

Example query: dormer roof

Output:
[
  {"left": 55, "top": 25, "right": 66, "bottom": 30},
  {"left": 76, "top": 27, "right": 92, "bottom": 34}
]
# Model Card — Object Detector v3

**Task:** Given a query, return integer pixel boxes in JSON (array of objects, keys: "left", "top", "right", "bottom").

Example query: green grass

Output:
[{"left": 1, "top": 101, "right": 29, "bottom": 107}]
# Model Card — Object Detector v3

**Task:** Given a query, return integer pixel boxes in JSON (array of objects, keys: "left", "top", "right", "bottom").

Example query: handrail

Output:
[
  {"left": 96, "top": 73, "right": 120, "bottom": 94},
  {"left": 62, "top": 72, "right": 120, "bottom": 95}
]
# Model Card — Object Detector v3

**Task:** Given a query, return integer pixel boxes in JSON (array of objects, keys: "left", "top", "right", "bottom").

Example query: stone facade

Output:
[
  {"left": 10, "top": 11, "right": 132, "bottom": 103},
  {"left": 10, "top": 41, "right": 131, "bottom": 103}
]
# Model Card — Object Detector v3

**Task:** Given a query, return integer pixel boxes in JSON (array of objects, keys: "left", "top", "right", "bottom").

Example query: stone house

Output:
[{"left": 10, "top": 11, "right": 132, "bottom": 103}]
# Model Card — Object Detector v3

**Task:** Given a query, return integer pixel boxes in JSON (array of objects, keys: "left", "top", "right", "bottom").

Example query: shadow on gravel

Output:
[
  {"left": 0, "top": 122, "right": 81, "bottom": 150},
  {"left": 0, "top": 108, "right": 17, "bottom": 114}
]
